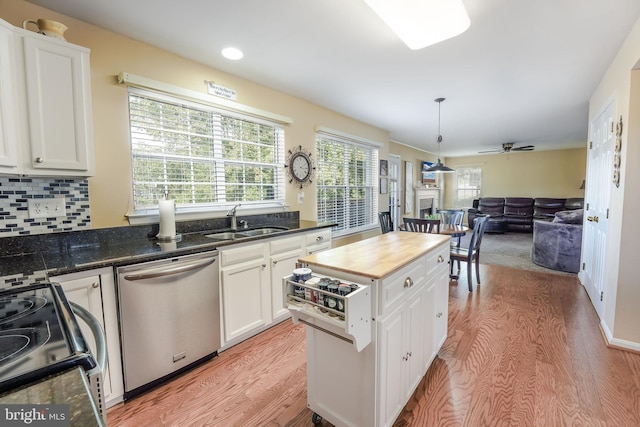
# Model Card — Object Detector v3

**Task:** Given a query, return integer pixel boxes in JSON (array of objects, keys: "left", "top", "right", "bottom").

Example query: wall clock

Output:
[{"left": 285, "top": 145, "right": 315, "bottom": 189}]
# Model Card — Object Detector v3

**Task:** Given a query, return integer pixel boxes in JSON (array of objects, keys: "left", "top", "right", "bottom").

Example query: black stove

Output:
[{"left": 0, "top": 283, "right": 96, "bottom": 394}]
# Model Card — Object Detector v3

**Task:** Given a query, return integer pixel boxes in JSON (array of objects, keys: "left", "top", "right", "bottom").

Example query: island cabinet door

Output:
[{"left": 377, "top": 290, "right": 425, "bottom": 427}]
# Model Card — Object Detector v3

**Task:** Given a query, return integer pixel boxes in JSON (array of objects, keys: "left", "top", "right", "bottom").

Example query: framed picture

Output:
[
  {"left": 379, "top": 159, "right": 388, "bottom": 176},
  {"left": 405, "top": 162, "right": 413, "bottom": 213},
  {"left": 380, "top": 177, "right": 388, "bottom": 194},
  {"left": 422, "top": 161, "right": 436, "bottom": 183}
]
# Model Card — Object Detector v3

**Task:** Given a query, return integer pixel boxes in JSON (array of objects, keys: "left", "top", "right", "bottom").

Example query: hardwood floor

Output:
[{"left": 107, "top": 265, "right": 640, "bottom": 426}]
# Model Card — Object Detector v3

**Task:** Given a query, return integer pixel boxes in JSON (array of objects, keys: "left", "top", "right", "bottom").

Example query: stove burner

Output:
[
  {"left": 0, "top": 323, "right": 52, "bottom": 365},
  {"left": 0, "top": 296, "right": 47, "bottom": 326}
]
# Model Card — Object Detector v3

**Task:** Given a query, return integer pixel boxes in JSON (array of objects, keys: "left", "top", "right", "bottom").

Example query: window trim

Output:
[
  {"left": 315, "top": 127, "right": 381, "bottom": 237},
  {"left": 125, "top": 87, "right": 288, "bottom": 223}
]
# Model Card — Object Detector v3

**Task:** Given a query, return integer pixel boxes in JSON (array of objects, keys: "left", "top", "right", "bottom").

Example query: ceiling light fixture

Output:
[
  {"left": 425, "top": 97, "right": 455, "bottom": 173},
  {"left": 221, "top": 47, "right": 244, "bottom": 60},
  {"left": 363, "top": 0, "right": 470, "bottom": 50}
]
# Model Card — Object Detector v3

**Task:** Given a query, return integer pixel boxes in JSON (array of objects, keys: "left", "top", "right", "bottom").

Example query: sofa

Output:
[
  {"left": 468, "top": 197, "right": 584, "bottom": 233},
  {"left": 532, "top": 209, "right": 584, "bottom": 273}
]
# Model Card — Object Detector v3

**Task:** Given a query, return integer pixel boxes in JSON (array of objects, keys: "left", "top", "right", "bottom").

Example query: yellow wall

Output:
[
  {"left": 0, "top": 0, "right": 391, "bottom": 228},
  {"left": 442, "top": 148, "right": 587, "bottom": 206}
]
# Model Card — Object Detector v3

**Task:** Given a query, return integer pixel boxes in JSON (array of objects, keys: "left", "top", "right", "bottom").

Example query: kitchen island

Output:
[{"left": 286, "top": 231, "right": 450, "bottom": 427}]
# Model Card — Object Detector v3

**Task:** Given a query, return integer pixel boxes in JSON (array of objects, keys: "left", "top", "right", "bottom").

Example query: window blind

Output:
[
  {"left": 316, "top": 133, "right": 379, "bottom": 236},
  {"left": 128, "top": 89, "right": 285, "bottom": 211},
  {"left": 455, "top": 166, "right": 482, "bottom": 208}
]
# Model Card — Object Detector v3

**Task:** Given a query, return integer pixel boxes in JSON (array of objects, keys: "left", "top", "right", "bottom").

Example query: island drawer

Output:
[
  {"left": 378, "top": 255, "right": 427, "bottom": 317},
  {"left": 283, "top": 273, "right": 371, "bottom": 351}
]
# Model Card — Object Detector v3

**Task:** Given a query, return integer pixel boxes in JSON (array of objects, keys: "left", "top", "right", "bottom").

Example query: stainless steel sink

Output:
[
  {"left": 204, "top": 227, "right": 288, "bottom": 240},
  {"left": 240, "top": 227, "right": 288, "bottom": 237},
  {"left": 203, "top": 232, "right": 247, "bottom": 240}
]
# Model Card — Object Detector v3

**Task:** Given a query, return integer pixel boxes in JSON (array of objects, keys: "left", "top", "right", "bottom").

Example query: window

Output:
[
  {"left": 316, "top": 131, "right": 379, "bottom": 236},
  {"left": 455, "top": 166, "right": 482, "bottom": 207},
  {"left": 128, "top": 89, "right": 285, "bottom": 212}
]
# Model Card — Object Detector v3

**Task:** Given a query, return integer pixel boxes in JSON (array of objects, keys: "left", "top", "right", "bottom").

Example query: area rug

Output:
[{"left": 458, "top": 231, "right": 575, "bottom": 276}]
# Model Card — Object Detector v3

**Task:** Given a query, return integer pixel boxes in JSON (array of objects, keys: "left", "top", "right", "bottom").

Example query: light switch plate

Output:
[{"left": 27, "top": 198, "right": 67, "bottom": 219}]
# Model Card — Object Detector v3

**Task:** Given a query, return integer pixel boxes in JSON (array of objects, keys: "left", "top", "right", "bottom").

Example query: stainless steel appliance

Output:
[
  {"left": 116, "top": 251, "right": 220, "bottom": 400},
  {"left": 0, "top": 282, "right": 106, "bottom": 423}
]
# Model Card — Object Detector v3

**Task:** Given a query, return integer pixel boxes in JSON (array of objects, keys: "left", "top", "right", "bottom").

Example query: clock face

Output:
[{"left": 291, "top": 153, "right": 311, "bottom": 182}]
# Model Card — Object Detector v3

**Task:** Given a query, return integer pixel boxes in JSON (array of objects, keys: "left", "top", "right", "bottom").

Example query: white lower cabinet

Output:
[
  {"left": 220, "top": 242, "right": 270, "bottom": 347},
  {"left": 50, "top": 267, "right": 124, "bottom": 407},
  {"left": 270, "top": 235, "right": 305, "bottom": 321},
  {"left": 219, "top": 229, "right": 332, "bottom": 349}
]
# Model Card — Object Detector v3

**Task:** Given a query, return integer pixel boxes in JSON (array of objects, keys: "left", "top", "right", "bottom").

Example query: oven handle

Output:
[
  {"left": 70, "top": 302, "right": 107, "bottom": 375},
  {"left": 122, "top": 257, "right": 216, "bottom": 281}
]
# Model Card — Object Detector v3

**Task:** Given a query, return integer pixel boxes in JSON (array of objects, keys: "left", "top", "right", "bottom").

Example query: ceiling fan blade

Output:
[
  {"left": 512, "top": 145, "right": 535, "bottom": 151},
  {"left": 478, "top": 149, "right": 504, "bottom": 153}
]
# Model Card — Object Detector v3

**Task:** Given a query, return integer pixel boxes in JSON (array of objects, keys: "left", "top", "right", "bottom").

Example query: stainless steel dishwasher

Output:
[{"left": 116, "top": 251, "right": 220, "bottom": 400}]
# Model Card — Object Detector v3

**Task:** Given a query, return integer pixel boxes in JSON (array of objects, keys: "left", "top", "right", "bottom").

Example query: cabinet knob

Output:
[
  {"left": 403, "top": 277, "right": 413, "bottom": 288},
  {"left": 262, "top": 264, "right": 266, "bottom": 268},
  {"left": 437, "top": 255, "right": 444, "bottom": 263},
  {"left": 92, "top": 282, "right": 99, "bottom": 289},
  {"left": 436, "top": 312, "right": 443, "bottom": 318},
  {"left": 273, "top": 260, "right": 278, "bottom": 265},
  {"left": 35, "top": 157, "right": 44, "bottom": 164},
  {"left": 316, "top": 236, "right": 323, "bottom": 241}
]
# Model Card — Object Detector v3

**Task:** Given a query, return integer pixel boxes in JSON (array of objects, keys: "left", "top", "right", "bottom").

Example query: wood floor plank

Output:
[{"left": 107, "top": 263, "right": 640, "bottom": 427}]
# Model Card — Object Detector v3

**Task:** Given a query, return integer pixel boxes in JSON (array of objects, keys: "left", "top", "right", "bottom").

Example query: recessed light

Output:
[{"left": 221, "top": 47, "right": 244, "bottom": 60}]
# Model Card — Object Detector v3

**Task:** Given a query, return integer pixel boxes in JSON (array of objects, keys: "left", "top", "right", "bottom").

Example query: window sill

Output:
[{"left": 127, "top": 203, "right": 289, "bottom": 226}]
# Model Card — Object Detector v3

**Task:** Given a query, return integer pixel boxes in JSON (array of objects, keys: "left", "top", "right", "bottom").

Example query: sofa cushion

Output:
[
  {"left": 504, "top": 197, "right": 534, "bottom": 216},
  {"left": 553, "top": 209, "right": 584, "bottom": 225},
  {"left": 564, "top": 198, "right": 584, "bottom": 210},
  {"left": 534, "top": 198, "right": 567, "bottom": 219},
  {"left": 477, "top": 197, "right": 505, "bottom": 216}
]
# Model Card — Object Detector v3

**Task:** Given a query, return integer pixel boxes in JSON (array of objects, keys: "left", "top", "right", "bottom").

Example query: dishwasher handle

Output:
[{"left": 123, "top": 257, "right": 216, "bottom": 281}]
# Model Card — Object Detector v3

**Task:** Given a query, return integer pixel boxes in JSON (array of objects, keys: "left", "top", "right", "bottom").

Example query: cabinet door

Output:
[
  {"left": 270, "top": 249, "right": 300, "bottom": 320},
  {"left": 221, "top": 259, "right": 270, "bottom": 343},
  {"left": 0, "top": 22, "right": 17, "bottom": 172},
  {"left": 378, "top": 305, "right": 405, "bottom": 427},
  {"left": 406, "top": 291, "right": 424, "bottom": 397},
  {"left": 433, "top": 265, "right": 449, "bottom": 350},
  {"left": 22, "top": 35, "right": 94, "bottom": 174},
  {"left": 423, "top": 280, "right": 437, "bottom": 369},
  {"left": 56, "top": 275, "right": 113, "bottom": 398}
]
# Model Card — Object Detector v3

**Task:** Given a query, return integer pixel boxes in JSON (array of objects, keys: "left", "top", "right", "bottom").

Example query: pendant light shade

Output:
[{"left": 425, "top": 97, "right": 455, "bottom": 173}]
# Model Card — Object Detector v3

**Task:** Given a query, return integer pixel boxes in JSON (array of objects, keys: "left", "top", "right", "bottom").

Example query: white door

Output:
[
  {"left": 388, "top": 154, "right": 401, "bottom": 231},
  {"left": 580, "top": 98, "right": 614, "bottom": 317}
]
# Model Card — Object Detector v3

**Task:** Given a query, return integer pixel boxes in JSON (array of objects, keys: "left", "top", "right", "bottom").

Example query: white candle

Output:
[{"left": 158, "top": 199, "right": 176, "bottom": 239}]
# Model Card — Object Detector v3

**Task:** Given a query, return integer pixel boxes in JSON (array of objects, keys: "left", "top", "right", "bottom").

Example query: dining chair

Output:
[
  {"left": 378, "top": 211, "right": 394, "bottom": 234},
  {"left": 403, "top": 217, "right": 440, "bottom": 234},
  {"left": 438, "top": 209, "right": 465, "bottom": 268},
  {"left": 450, "top": 215, "right": 489, "bottom": 292}
]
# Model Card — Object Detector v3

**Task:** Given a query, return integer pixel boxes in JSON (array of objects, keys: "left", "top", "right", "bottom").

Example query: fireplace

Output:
[
  {"left": 419, "top": 197, "right": 434, "bottom": 218},
  {"left": 414, "top": 187, "right": 441, "bottom": 218}
]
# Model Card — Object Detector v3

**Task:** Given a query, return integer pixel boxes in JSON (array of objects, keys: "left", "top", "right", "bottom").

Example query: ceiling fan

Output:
[{"left": 479, "top": 142, "right": 535, "bottom": 154}]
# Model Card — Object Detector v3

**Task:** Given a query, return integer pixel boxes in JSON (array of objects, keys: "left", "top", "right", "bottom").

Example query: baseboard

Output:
[{"left": 600, "top": 320, "right": 640, "bottom": 354}]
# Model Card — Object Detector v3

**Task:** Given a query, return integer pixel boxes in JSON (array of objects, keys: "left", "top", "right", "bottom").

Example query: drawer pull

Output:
[
  {"left": 403, "top": 277, "right": 413, "bottom": 288},
  {"left": 437, "top": 255, "right": 444, "bottom": 263},
  {"left": 316, "top": 236, "right": 324, "bottom": 241}
]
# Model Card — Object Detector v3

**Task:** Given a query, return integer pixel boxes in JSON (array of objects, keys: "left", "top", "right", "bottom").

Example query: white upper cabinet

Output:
[
  {"left": 0, "top": 20, "right": 18, "bottom": 173},
  {"left": 0, "top": 18, "right": 95, "bottom": 176}
]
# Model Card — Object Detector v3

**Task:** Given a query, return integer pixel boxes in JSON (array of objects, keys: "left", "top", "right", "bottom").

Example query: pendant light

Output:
[{"left": 425, "top": 97, "right": 455, "bottom": 173}]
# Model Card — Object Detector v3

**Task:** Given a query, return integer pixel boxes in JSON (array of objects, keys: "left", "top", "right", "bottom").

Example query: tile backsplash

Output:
[{"left": 0, "top": 176, "right": 91, "bottom": 237}]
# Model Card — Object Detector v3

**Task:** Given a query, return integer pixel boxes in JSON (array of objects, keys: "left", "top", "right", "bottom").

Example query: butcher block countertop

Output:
[{"left": 299, "top": 231, "right": 449, "bottom": 279}]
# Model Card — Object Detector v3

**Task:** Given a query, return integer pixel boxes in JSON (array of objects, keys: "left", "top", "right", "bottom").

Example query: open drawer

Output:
[{"left": 283, "top": 274, "right": 372, "bottom": 351}]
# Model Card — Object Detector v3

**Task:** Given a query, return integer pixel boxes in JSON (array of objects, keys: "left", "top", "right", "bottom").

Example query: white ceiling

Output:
[{"left": 26, "top": 0, "right": 640, "bottom": 157}]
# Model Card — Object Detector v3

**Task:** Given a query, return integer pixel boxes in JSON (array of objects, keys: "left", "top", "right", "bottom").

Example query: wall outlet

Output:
[{"left": 27, "top": 198, "right": 67, "bottom": 219}]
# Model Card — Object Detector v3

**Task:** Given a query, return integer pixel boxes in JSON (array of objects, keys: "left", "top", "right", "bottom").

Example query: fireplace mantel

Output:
[{"left": 414, "top": 187, "right": 441, "bottom": 217}]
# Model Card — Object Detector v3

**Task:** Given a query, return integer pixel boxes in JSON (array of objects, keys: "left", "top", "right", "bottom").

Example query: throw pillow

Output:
[{"left": 553, "top": 209, "right": 584, "bottom": 224}]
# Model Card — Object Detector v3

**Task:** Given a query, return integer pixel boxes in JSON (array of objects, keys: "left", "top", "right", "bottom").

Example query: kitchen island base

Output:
[{"left": 287, "top": 232, "right": 451, "bottom": 427}]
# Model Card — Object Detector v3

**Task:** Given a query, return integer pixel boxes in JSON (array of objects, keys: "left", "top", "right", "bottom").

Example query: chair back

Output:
[
  {"left": 403, "top": 217, "right": 440, "bottom": 234},
  {"left": 468, "top": 215, "right": 489, "bottom": 253},
  {"left": 378, "top": 211, "right": 393, "bottom": 233},
  {"left": 438, "top": 209, "right": 464, "bottom": 226}
]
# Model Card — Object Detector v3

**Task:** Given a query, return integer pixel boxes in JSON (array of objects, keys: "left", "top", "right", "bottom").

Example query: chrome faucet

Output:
[{"left": 227, "top": 203, "right": 241, "bottom": 230}]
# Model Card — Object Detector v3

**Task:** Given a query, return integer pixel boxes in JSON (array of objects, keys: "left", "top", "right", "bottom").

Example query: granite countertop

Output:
[
  {"left": 299, "top": 231, "right": 449, "bottom": 279},
  {"left": 0, "top": 212, "right": 334, "bottom": 282},
  {"left": 0, "top": 367, "right": 104, "bottom": 426}
]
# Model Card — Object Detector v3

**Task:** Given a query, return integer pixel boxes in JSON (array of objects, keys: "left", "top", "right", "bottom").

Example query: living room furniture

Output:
[
  {"left": 468, "top": 197, "right": 584, "bottom": 232},
  {"left": 378, "top": 211, "right": 393, "bottom": 234},
  {"left": 451, "top": 215, "right": 489, "bottom": 291},
  {"left": 403, "top": 217, "right": 441, "bottom": 233},
  {"left": 531, "top": 209, "right": 584, "bottom": 273}
]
